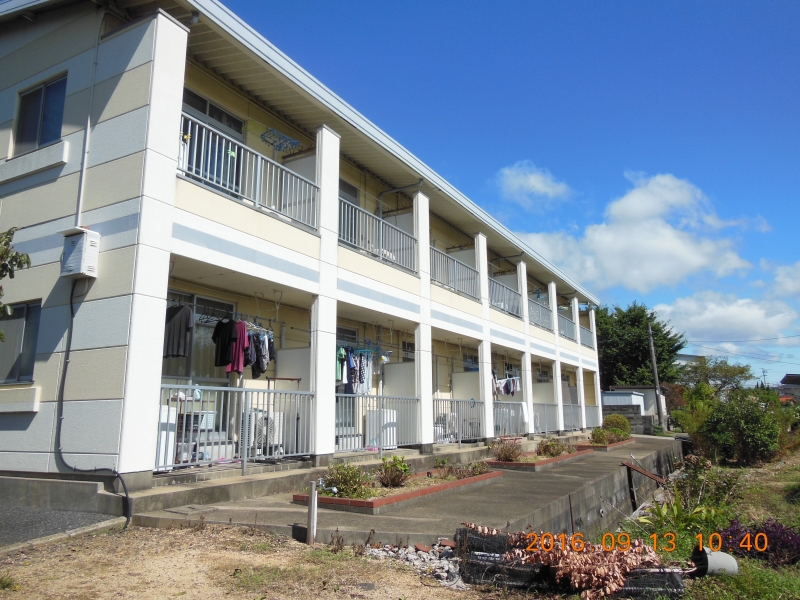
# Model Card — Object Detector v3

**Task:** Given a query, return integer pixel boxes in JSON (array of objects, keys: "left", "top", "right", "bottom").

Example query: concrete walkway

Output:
[{"left": 134, "top": 436, "right": 682, "bottom": 547}]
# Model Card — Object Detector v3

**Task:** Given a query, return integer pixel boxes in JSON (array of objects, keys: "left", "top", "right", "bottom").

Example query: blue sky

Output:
[{"left": 224, "top": 0, "right": 800, "bottom": 384}]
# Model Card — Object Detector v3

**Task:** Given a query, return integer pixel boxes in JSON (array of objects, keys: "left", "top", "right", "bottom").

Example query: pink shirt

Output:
[{"left": 226, "top": 321, "right": 250, "bottom": 374}]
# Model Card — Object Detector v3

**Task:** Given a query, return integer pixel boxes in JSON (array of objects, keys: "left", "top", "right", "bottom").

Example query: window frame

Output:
[
  {"left": 181, "top": 87, "right": 244, "bottom": 141},
  {"left": 0, "top": 300, "right": 41, "bottom": 384},
  {"left": 14, "top": 75, "right": 68, "bottom": 157}
]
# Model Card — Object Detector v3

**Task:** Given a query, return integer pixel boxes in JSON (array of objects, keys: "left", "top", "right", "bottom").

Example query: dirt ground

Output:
[{"left": 0, "top": 525, "right": 533, "bottom": 600}]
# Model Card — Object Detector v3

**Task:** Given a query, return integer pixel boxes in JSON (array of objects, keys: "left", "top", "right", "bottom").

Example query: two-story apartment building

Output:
[{"left": 0, "top": 0, "right": 602, "bottom": 492}]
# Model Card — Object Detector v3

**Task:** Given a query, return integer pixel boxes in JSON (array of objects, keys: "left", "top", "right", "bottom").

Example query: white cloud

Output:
[
  {"left": 774, "top": 261, "right": 800, "bottom": 297},
  {"left": 497, "top": 161, "right": 571, "bottom": 210},
  {"left": 517, "top": 173, "right": 751, "bottom": 293},
  {"left": 654, "top": 292, "right": 798, "bottom": 344}
]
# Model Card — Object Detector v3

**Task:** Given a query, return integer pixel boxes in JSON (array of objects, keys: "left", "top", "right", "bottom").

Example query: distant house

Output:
[
  {"left": 779, "top": 375, "right": 800, "bottom": 402},
  {"left": 606, "top": 385, "right": 668, "bottom": 419}
]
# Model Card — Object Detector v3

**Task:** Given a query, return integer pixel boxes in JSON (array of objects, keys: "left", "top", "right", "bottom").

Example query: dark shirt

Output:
[
  {"left": 163, "top": 305, "right": 193, "bottom": 358},
  {"left": 211, "top": 318, "right": 238, "bottom": 367}
]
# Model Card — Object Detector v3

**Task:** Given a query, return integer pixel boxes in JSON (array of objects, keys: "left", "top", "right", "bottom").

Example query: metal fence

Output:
[
  {"left": 493, "top": 401, "right": 527, "bottom": 437},
  {"left": 178, "top": 114, "right": 318, "bottom": 228},
  {"left": 338, "top": 200, "right": 417, "bottom": 272},
  {"left": 584, "top": 405, "right": 602, "bottom": 428},
  {"left": 433, "top": 398, "right": 484, "bottom": 444},
  {"left": 563, "top": 404, "right": 583, "bottom": 431},
  {"left": 155, "top": 385, "right": 314, "bottom": 472},
  {"left": 430, "top": 248, "right": 480, "bottom": 299},
  {"left": 558, "top": 313, "right": 577, "bottom": 341},
  {"left": 531, "top": 403, "right": 559, "bottom": 434},
  {"left": 579, "top": 325, "right": 594, "bottom": 348},
  {"left": 334, "top": 394, "right": 419, "bottom": 452},
  {"left": 489, "top": 279, "right": 521, "bottom": 317},
  {"left": 528, "top": 298, "right": 553, "bottom": 331}
]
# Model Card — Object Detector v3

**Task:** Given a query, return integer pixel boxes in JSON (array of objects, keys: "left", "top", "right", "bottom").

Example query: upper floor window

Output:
[
  {"left": 182, "top": 88, "right": 243, "bottom": 139},
  {"left": 339, "top": 180, "right": 359, "bottom": 206},
  {"left": 0, "top": 301, "right": 41, "bottom": 383},
  {"left": 15, "top": 76, "right": 67, "bottom": 155}
]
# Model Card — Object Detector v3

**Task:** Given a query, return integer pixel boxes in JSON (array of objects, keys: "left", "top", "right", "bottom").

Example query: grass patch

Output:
[
  {"left": 735, "top": 460, "right": 800, "bottom": 528},
  {"left": 684, "top": 559, "right": 800, "bottom": 600},
  {"left": 0, "top": 571, "right": 18, "bottom": 591}
]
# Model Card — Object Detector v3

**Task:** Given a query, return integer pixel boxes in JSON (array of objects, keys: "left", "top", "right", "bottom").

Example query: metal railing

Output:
[
  {"left": 433, "top": 398, "right": 484, "bottom": 445},
  {"left": 334, "top": 394, "right": 419, "bottom": 452},
  {"left": 528, "top": 298, "right": 553, "bottom": 331},
  {"left": 489, "top": 279, "right": 521, "bottom": 317},
  {"left": 155, "top": 385, "right": 314, "bottom": 472},
  {"left": 558, "top": 313, "right": 577, "bottom": 341},
  {"left": 579, "top": 326, "right": 594, "bottom": 348},
  {"left": 430, "top": 248, "right": 480, "bottom": 300},
  {"left": 584, "top": 405, "right": 602, "bottom": 428},
  {"left": 338, "top": 199, "right": 417, "bottom": 272},
  {"left": 532, "top": 403, "right": 559, "bottom": 434},
  {"left": 178, "top": 114, "right": 319, "bottom": 229},
  {"left": 563, "top": 404, "right": 583, "bottom": 431},
  {"left": 494, "top": 401, "right": 527, "bottom": 437}
]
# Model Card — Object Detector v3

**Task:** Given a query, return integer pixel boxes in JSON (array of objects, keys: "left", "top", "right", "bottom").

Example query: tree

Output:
[
  {"left": 678, "top": 356, "right": 753, "bottom": 396},
  {"left": 0, "top": 227, "right": 31, "bottom": 341},
  {"left": 595, "top": 301, "right": 686, "bottom": 391}
]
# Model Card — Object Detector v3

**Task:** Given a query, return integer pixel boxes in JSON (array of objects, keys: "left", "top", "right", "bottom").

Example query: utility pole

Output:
[{"left": 647, "top": 322, "right": 665, "bottom": 430}]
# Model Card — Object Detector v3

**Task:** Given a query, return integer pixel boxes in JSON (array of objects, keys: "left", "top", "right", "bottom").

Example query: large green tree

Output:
[
  {"left": 596, "top": 301, "right": 686, "bottom": 391},
  {"left": 678, "top": 356, "right": 753, "bottom": 395}
]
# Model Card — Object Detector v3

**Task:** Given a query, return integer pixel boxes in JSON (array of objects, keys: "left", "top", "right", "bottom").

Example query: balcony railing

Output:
[
  {"left": 584, "top": 405, "right": 602, "bottom": 428},
  {"left": 334, "top": 394, "right": 419, "bottom": 451},
  {"left": 528, "top": 298, "right": 553, "bottom": 331},
  {"left": 430, "top": 248, "right": 480, "bottom": 300},
  {"left": 579, "top": 325, "right": 595, "bottom": 348},
  {"left": 433, "top": 398, "right": 484, "bottom": 444},
  {"left": 489, "top": 279, "right": 521, "bottom": 317},
  {"left": 338, "top": 199, "right": 417, "bottom": 272},
  {"left": 558, "top": 313, "right": 577, "bottom": 341},
  {"left": 563, "top": 404, "right": 583, "bottom": 431},
  {"left": 532, "top": 403, "right": 559, "bottom": 434},
  {"left": 494, "top": 401, "right": 527, "bottom": 437},
  {"left": 178, "top": 114, "right": 319, "bottom": 229},
  {"left": 155, "top": 385, "right": 314, "bottom": 472}
]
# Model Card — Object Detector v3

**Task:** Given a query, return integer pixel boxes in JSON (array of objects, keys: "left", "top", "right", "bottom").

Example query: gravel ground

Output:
[{"left": 0, "top": 505, "right": 115, "bottom": 546}]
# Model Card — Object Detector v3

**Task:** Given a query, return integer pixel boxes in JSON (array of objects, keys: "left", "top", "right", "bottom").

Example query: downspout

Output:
[{"left": 376, "top": 178, "right": 423, "bottom": 220}]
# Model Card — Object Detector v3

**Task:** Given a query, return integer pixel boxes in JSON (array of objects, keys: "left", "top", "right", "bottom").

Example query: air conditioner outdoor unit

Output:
[{"left": 242, "top": 410, "right": 284, "bottom": 452}]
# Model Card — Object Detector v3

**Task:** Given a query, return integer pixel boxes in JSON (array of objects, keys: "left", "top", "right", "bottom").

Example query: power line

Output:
[
  {"left": 690, "top": 343, "right": 800, "bottom": 367},
  {"left": 688, "top": 334, "right": 800, "bottom": 343}
]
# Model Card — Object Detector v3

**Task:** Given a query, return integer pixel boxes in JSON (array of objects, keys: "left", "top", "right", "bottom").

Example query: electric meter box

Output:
[{"left": 59, "top": 227, "right": 100, "bottom": 279}]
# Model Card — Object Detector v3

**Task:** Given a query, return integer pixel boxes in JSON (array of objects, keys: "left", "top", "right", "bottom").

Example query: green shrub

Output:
[
  {"left": 602, "top": 413, "right": 631, "bottom": 437},
  {"left": 537, "top": 437, "right": 575, "bottom": 457},
  {"left": 434, "top": 456, "right": 456, "bottom": 479},
  {"left": 491, "top": 437, "right": 524, "bottom": 462},
  {"left": 605, "top": 427, "right": 628, "bottom": 444},
  {"left": 454, "top": 461, "right": 490, "bottom": 479},
  {"left": 321, "top": 462, "right": 373, "bottom": 499},
  {"left": 701, "top": 390, "right": 781, "bottom": 464},
  {"left": 375, "top": 455, "right": 412, "bottom": 488},
  {"left": 676, "top": 454, "right": 741, "bottom": 511},
  {"left": 590, "top": 428, "right": 609, "bottom": 445}
]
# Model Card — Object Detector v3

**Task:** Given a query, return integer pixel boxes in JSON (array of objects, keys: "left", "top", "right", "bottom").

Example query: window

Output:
[
  {"left": 336, "top": 326, "right": 358, "bottom": 345},
  {"left": 15, "top": 76, "right": 67, "bottom": 155},
  {"left": 339, "top": 180, "right": 359, "bottom": 205},
  {"left": 0, "top": 302, "right": 41, "bottom": 383},
  {"left": 462, "top": 352, "right": 479, "bottom": 372},
  {"left": 182, "top": 88, "right": 243, "bottom": 137},
  {"left": 402, "top": 340, "right": 415, "bottom": 362}
]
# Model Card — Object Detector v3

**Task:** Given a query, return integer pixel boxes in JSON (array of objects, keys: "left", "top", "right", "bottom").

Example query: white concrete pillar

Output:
[
  {"left": 475, "top": 233, "right": 489, "bottom": 308},
  {"left": 577, "top": 366, "right": 587, "bottom": 430},
  {"left": 548, "top": 281, "right": 565, "bottom": 432},
  {"left": 518, "top": 262, "right": 534, "bottom": 436},
  {"left": 414, "top": 191, "right": 434, "bottom": 447},
  {"left": 310, "top": 125, "right": 340, "bottom": 463},
  {"left": 571, "top": 296, "right": 580, "bottom": 329},
  {"left": 475, "top": 234, "right": 494, "bottom": 440},
  {"left": 590, "top": 308, "right": 599, "bottom": 351},
  {"left": 594, "top": 370, "right": 603, "bottom": 424}
]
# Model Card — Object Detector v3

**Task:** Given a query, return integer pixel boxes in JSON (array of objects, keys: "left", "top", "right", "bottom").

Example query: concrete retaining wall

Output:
[{"left": 0, "top": 476, "right": 122, "bottom": 515}]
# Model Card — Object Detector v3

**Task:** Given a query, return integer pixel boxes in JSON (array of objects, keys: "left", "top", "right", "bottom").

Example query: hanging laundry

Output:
[
  {"left": 243, "top": 331, "right": 256, "bottom": 368},
  {"left": 212, "top": 318, "right": 238, "bottom": 367},
  {"left": 344, "top": 346, "right": 356, "bottom": 394},
  {"left": 226, "top": 320, "right": 250, "bottom": 374},
  {"left": 267, "top": 330, "right": 276, "bottom": 367},
  {"left": 336, "top": 346, "right": 346, "bottom": 381},
  {"left": 163, "top": 304, "right": 193, "bottom": 358}
]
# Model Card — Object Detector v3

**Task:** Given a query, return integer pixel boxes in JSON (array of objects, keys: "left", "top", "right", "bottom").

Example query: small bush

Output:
[
  {"left": 605, "top": 427, "right": 628, "bottom": 444},
  {"left": 602, "top": 413, "right": 631, "bottom": 437},
  {"left": 537, "top": 437, "right": 575, "bottom": 457},
  {"left": 321, "top": 462, "right": 373, "bottom": 499},
  {"left": 590, "top": 428, "right": 609, "bottom": 445},
  {"left": 676, "top": 454, "right": 741, "bottom": 510},
  {"left": 491, "top": 437, "right": 524, "bottom": 462},
  {"left": 454, "top": 461, "right": 490, "bottom": 479},
  {"left": 0, "top": 572, "right": 16, "bottom": 591},
  {"left": 375, "top": 455, "right": 412, "bottom": 488},
  {"left": 720, "top": 518, "right": 800, "bottom": 566},
  {"left": 435, "top": 457, "right": 456, "bottom": 479}
]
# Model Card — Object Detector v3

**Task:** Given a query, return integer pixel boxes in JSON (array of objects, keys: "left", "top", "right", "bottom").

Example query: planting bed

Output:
[
  {"left": 485, "top": 449, "right": 593, "bottom": 472},
  {"left": 293, "top": 470, "right": 502, "bottom": 515},
  {"left": 576, "top": 438, "right": 636, "bottom": 452}
]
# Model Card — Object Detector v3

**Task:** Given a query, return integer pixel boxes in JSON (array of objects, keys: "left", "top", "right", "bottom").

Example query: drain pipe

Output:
[{"left": 377, "top": 178, "right": 423, "bottom": 221}]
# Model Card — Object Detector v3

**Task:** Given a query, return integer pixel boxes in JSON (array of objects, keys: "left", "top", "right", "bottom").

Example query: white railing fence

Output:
[
  {"left": 558, "top": 313, "right": 577, "bottom": 341},
  {"left": 584, "top": 405, "right": 602, "bottom": 428},
  {"left": 532, "top": 403, "right": 559, "bottom": 434},
  {"left": 579, "top": 325, "right": 594, "bottom": 348},
  {"left": 528, "top": 298, "right": 553, "bottom": 331},
  {"left": 493, "top": 401, "right": 527, "bottom": 437},
  {"left": 178, "top": 114, "right": 318, "bottom": 228},
  {"left": 334, "top": 394, "right": 419, "bottom": 452},
  {"left": 563, "top": 404, "right": 583, "bottom": 431},
  {"left": 430, "top": 248, "right": 480, "bottom": 299},
  {"left": 433, "top": 398, "right": 484, "bottom": 444},
  {"left": 156, "top": 385, "right": 314, "bottom": 472},
  {"left": 489, "top": 279, "right": 521, "bottom": 317},
  {"left": 338, "top": 200, "right": 417, "bottom": 272}
]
